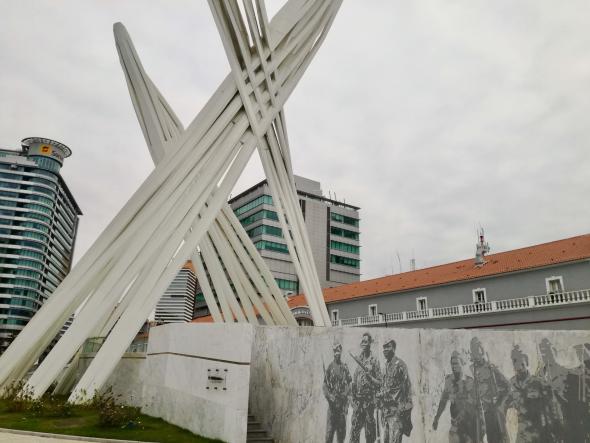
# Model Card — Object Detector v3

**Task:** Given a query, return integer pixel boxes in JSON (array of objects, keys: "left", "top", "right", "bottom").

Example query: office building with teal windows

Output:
[
  {"left": 229, "top": 176, "right": 360, "bottom": 294},
  {"left": 0, "top": 137, "right": 81, "bottom": 354}
]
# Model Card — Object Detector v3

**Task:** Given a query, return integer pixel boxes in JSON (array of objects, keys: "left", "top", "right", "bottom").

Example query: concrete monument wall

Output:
[
  {"left": 74, "top": 354, "right": 146, "bottom": 408},
  {"left": 140, "top": 323, "right": 252, "bottom": 443},
  {"left": 249, "top": 326, "right": 590, "bottom": 443}
]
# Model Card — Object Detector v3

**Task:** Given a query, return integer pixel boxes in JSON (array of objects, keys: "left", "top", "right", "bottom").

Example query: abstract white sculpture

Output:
[{"left": 0, "top": 0, "right": 342, "bottom": 401}]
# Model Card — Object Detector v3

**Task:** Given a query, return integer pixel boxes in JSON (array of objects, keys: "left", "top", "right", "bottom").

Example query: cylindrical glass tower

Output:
[{"left": 0, "top": 137, "right": 82, "bottom": 354}]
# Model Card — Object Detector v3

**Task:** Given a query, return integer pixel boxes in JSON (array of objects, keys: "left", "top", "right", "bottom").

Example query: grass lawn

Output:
[{"left": 0, "top": 399, "right": 222, "bottom": 442}]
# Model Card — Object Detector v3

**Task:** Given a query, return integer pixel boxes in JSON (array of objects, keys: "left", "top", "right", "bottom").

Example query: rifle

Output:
[
  {"left": 485, "top": 352, "right": 508, "bottom": 442},
  {"left": 349, "top": 352, "right": 381, "bottom": 387},
  {"left": 376, "top": 406, "right": 382, "bottom": 443},
  {"left": 486, "top": 352, "right": 508, "bottom": 411},
  {"left": 471, "top": 362, "right": 486, "bottom": 441},
  {"left": 323, "top": 358, "right": 334, "bottom": 404}
]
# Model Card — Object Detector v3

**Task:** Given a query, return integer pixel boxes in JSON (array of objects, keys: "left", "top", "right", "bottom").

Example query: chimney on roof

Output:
[
  {"left": 475, "top": 228, "right": 490, "bottom": 266},
  {"left": 410, "top": 258, "right": 416, "bottom": 271}
]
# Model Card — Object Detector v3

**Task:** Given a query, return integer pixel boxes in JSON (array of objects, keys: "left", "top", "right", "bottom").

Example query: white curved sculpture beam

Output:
[
  {"left": 114, "top": 22, "right": 294, "bottom": 328},
  {"left": 0, "top": 0, "right": 341, "bottom": 401}
]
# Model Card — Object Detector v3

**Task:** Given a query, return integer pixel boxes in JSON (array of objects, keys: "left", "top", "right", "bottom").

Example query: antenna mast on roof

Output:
[{"left": 475, "top": 227, "right": 490, "bottom": 266}]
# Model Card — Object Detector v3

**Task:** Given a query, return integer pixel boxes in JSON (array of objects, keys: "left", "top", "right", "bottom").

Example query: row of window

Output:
[
  {"left": 0, "top": 288, "right": 44, "bottom": 301},
  {"left": 239, "top": 209, "right": 279, "bottom": 227},
  {"left": 254, "top": 240, "right": 289, "bottom": 254},
  {"left": 0, "top": 258, "right": 43, "bottom": 270},
  {"left": 248, "top": 224, "right": 283, "bottom": 238},
  {"left": 7, "top": 278, "right": 40, "bottom": 289},
  {"left": 330, "top": 226, "right": 359, "bottom": 241},
  {"left": 330, "top": 240, "right": 360, "bottom": 255},
  {"left": 234, "top": 195, "right": 273, "bottom": 216},
  {"left": 31, "top": 157, "right": 62, "bottom": 173},
  {"left": 0, "top": 308, "right": 34, "bottom": 318},
  {"left": 0, "top": 170, "right": 58, "bottom": 188},
  {"left": 0, "top": 318, "right": 28, "bottom": 326},
  {"left": 330, "top": 212, "right": 359, "bottom": 227},
  {"left": 331, "top": 276, "right": 568, "bottom": 321},
  {"left": 0, "top": 181, "right": 56, "bottom": 199},
  {"left": 330, "top": 254, "right": 360, "bottom": 268},
  {"left": 275, "top": 278, "right": 298, "bottom": 292},
  {"left": 0, "top": 297, "right": 39, "bottom": 308}
]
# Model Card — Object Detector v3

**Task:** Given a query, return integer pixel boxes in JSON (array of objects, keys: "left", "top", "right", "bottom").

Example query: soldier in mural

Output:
[
  {"left": 535, "top": 338, "right": 572, "bottom": 441},
  {"left": 469, "top": 337, "right": 510, "bottom": 443},
  {"left": 566, "top": 342, "right": 589, "bottom": 443},
  {"left": 536, "top": 337, "right": 569, "bottom": 440},
  {"left": 507, "top": 345, "right": 557, "bottom": 443},
  {"left": 350, "top": 332, "right": 381, "bottom": 443},
  {"left": 432, "top": 351, "right": 478, "bottom": 443},
  {"left": 323, "top": 342, "right": 352, "bottom": 443},
  {"left": 377, "top": 339, "right": 413, "bottom": 443}
]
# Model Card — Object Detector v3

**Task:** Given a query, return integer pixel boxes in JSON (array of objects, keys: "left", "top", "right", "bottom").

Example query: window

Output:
[
  {"left": 247, "top": 224, "right": 283, "bottom": 238},
  {"left": 417, "top": 297, "right": 428, "bottom": 311},
  {"left": 253, "top": 240, "right": 289, "bottom": 254},
  {"left": 239, "top": 209, "right": 278, "bottom": 227},
  {"left": 332, "top": 310, "right": 339, "bottom": 322},
  {"left": 330, "top": 240, "right": 360, "bottom": 254},
  {"left": 472, "top": 288, "right": 487, "bottom": 304},
  {"left": 330, "top": 254, "right": 360, "bottom": 268},
  {"left": 330, "top": 212, "right": 359, "bottom": 227},
  {"left": 30, "top": 156, "right": 61, "bottom": 173},
  {"left": 234, "top": 195, "right": 273, "bottom": 216},
  {"left": 275, "top": 278, "right": 298, "bottom": 292},
  {"left": 545, "top": 276, "right": 564, "bottom": 294},
  {"left": 368, "top": 304, "right": 377, "bottom": 316},
  {"left": 330, "top": 226, "right": 359, "bottom": 241}
]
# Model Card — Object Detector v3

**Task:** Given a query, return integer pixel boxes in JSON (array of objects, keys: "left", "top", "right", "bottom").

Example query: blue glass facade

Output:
[{"left": 0, "top": 138, "right": 81, "bottom": 354}]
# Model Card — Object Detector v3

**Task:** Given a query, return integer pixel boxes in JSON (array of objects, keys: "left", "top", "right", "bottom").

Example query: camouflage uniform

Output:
[
  {"left": 350, "top": 352, "right": 381, "bottom": 443},
  {"left": 508, "top": 372, "right": 555, "bottom": 443},
  {"left": 563, "top": 358, "right": 589, "bottom": 443},
  {"left": 536, "top": 360, "right": 568, "bottom": 441},
  {"left": 435, "top": 373, "right": 477, "bottom": 443},
  {"left": 323, "top": 358, "right": 352, "bottom": 443},
  {"left": 379, "top": 356, "right": 413, "bottom": 443},
  {"left": 472, "top": 361, "right": 510, "bottom": 443}
]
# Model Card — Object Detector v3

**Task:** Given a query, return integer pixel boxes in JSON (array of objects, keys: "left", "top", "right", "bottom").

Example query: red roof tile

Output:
[{"left": 288, "top": 233, "right": 590, "bottom": 308}]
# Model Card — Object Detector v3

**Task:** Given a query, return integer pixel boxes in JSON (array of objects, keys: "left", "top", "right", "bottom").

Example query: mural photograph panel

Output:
[
  {"left": 420, "top": 329, "right": 589, "bottom": 443},
  {"left": 321, "top": 328, "right": 423, "bottom": 443},
  {"left": 250, "top": 326, "right": 588, "bottom": 443}
]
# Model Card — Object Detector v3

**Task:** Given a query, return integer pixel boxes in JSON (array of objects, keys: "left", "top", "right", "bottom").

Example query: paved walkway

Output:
[
  {"left": 0, "top": 429, "right": 144, "bottom": 442},
  {"left": 0, "top": 432, "right": 85, "bottom": 442}
]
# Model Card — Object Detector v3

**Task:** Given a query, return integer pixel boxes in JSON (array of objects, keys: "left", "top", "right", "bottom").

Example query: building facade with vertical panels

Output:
[
  {"left": 0, "top": 137, "right": 82, "bottom": 354},
  {"left": 155, "top": 261, "right": 196, "bottom": 323},
  {"left": 228, "top": 175, "right": 360, "bottom": 294}
]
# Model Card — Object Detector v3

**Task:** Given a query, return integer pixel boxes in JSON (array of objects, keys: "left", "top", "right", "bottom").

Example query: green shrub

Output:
[
  {"left": 0, "top": 380, "right": 33, "bottom": 413},
  {"left": 90, "top": 387, "right": 140, "bottom": 428},
  {"left": 44, "top": 396, "right": 73, "bottom": 417}
]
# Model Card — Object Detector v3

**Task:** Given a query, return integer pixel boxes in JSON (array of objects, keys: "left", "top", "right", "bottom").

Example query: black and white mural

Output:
[{"left": 248, "top": 328, "right": 589, "bottom": 443}]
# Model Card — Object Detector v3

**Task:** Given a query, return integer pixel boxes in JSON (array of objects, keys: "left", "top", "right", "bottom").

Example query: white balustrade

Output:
[{"left": 334, "top": 289, "right": 590, "bottom": 327}]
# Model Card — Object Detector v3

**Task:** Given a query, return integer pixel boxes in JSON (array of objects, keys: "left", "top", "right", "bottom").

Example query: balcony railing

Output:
[{"left": 331, "top": 289, "right": 590, "bottom": 327}]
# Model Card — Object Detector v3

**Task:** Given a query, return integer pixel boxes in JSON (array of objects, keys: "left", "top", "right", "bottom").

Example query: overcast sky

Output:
[{"left": 1, "top": 1, "right": 588, "bottom": 280}]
